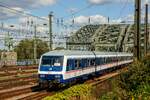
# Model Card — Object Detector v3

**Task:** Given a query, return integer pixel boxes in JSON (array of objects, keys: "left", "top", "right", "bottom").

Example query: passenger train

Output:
[{"left": 38, "top": 50, "right": 133, "bottom": 88}]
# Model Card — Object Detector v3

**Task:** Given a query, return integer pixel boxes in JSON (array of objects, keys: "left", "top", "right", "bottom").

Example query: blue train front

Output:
[
  {"left": 38, "top": 50, "right": 133, "bottom": 88},
  {"left": 38, "top": 54, "right": 65, "bottom": 88}
]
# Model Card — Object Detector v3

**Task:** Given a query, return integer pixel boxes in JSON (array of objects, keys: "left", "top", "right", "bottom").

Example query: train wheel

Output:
[
  {"left": 39, "top": 80, "right": 48, "bottom": 89},
  {"left": 39, "top": 82, "right": 45, "bottom": 89},
  {"left": 48, "top": 82, "right": 53, "bottom": 89}
]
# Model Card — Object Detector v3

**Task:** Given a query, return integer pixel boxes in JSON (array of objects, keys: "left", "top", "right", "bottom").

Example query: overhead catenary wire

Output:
[
  {"left": 0, "top": 1, "right": 94, "bottom": 51},
  {"left": 61, "top": 4, "right": 94, "bottom": 19},
  {"left": 110, "top": 0, "right": 129, "bottom": 23},
  {"left": 121, "top": 0, "right": 149, "bottom": 24},
  {"left": 0, "top": 2, "right": 48, "bottom": 21},
  {"left": 0, "top": 2, "right": 97, "bottom": 32},
  {"left": 53, "top": 3, "right": 95, "bottom": 29}
]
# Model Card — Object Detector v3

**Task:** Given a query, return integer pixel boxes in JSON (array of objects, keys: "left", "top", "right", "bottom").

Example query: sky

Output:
[
  {"left": 0, "top": 0, "right": 150, "bottom": 25},
  {"left": 0, "top": 0, "right": 145, "bottom": 24},
  {"left": 0, "top": 0, "right": 149, "bottom": 49}
]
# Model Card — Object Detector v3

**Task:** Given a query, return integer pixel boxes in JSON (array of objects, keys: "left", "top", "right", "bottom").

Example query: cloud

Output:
[
  {"left": 36, "top": 0, "right": 57, "bottom": 6},
  {"left": 90, "top": 15, "right": 108, "bottom": 24},
  {"left": 88, "top": 0, "right": 133, "bottom": 5},
  {"left": 112, "top": 12, "right": 150, "bottom": 24},
  {"left": 145, "top": 0, "right": 150, "bottom": 4},
  {"left": 0, "top": 7, "right": 20, "bottom": 20},
  {"left": 0, "top": 6, "right": 31, "bottom": 20},
  {"left": 67, "top": 14, "right": 149, "bottom": 25},
  {"left": 67, "top": 8, "right": 78, "bottom": 13},
  {"left": 88, "top": 0, "right": 113, "bottom": 5},
  {"left": 0, "top": 0, "right": 57, "bottom": 9},
  {"left": 125, "top": 13, "right": 150, "bottom": 23},
  {"left": 0, "top": 0, "right": 56, "bottom": 20},
  {"left": 111, "top": 18, "right": 123, "bottom": 23},
  {"left": 67, "top": 15, "right": 108, "bottom": 25},
  {"left": 124, "top": 14, "right": 134, "bottom": 22}
]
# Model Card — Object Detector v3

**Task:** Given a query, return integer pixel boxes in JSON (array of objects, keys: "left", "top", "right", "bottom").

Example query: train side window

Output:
[
  {"left": 66, "top": 59, "right": 70, "bottom": 71},
  {"left": 103, "top": 58, "right": 105, "bottom": 65},
  {"left": 81, "top": 59, "right": 88, "bottom": 68},
  {"left": 75, "top": 60, "right": 80, "bottom": 69},
  {"left": 95, "top": 58, "right": 98, "bottom": 65},
  {"left": 105, "top": 57, "right": 108, "bottom": 63},
  {"left": 129, "top": 56, "right": 131, "bottom": 60},
  {"left": 67, "top": 59, "right": 75, "bottom": 71},
  {"left": 129, "top": 56, "right": 132, "bottom": 60},
  {"left": 110, "top": 57, "right": 112, "bottom": 63},
  {"left": 101, "top": 58, "right": 104, "bottom": 64},
  {"left": 115, "top": 57, "right": 118, "bottom": 62},
  {"left": 75, "top": 60, "right": 77, "bottom": 69},
  {"left": 85, "top": 59, "right": 88, "bottom": 67},
  {"left": 118, "top": 57, "right": 121, "bottom": 61},
  {"left": 90, "top": 59, "right": 95, "bottom": 66},
  {"left": 107, "top": 57, "right": 109, "bottom": 63},
  {"left": 110, "top": 57, "right": 113, "bottom": 63},
  {"left": 66, "top": 60, "right": 70, "bottom": 71},
  {"left": 108, "top": 57, "right": 110, "bottom": 63},
  {"left": 98, "top": 58, "right": 101, "bottom": 65},
  {"left": 96, "top": 58, "right": 101, "bottom": 65},
  {"left": 80, "top": 59, "right": 84, "bottom": 68},
  {"left": 87, "top": 59, "right": 90, "bottom": 67},
  {"left": 105, "top": 57, "right": 107, "bottom": 63},
  {"left": 112, "top": 57, "right": 115, "bottom": 62}
]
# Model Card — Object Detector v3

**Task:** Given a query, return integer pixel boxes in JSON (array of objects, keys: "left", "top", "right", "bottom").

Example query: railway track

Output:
[
  {"left": 0, "top": 72, "right": 38, "bottom": 90},
  {"left": 0, "top": 66, "right": 38, "bottom": 72},
  {"left": 0, "top": 67, "right": 127, "bottom": 100},
  {"left": 0, "top": 65, "right": 54, "bottom": 100},
  {"left": 0, "top": 70, "right": 37, "bottom": 77},
  {"left": 0, "top": 73, "right": 38, "bottom": 83},
  {"left": 89, "top": 72, "right": 119, "bottom": 86},
  {"left": 18, "top": 91, "right": 54, "bottom": 100},
  {"left": 0, "top": 78, "right": 38, "bottom": 90},
  {"left": 0, "top": 84, "right": 54, "bottom": 100},
  {"left": 0, "top": 84, "right": 38, "bottom": 100},
  {"left": 86, "top": 67, "right": 127, "bottom": 86}
]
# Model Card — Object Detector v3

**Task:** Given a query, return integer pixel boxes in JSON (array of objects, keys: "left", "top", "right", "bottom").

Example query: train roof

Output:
[{"left": 42, "top": 50, "right": 133, "bottom": 57}]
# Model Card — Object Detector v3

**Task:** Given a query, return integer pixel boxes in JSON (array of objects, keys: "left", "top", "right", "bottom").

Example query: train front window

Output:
[{"left": 41, "top": 56, "right": 63, "bottom": 66}]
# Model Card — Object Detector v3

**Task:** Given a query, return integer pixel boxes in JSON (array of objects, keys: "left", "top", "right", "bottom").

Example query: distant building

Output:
[{"left": 0, "top": 52, "right": 17, "bottom": 67}]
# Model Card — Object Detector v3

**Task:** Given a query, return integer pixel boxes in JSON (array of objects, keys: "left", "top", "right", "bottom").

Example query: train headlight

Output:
[
  {"left": 40, "top": 74, "right": 45, "bottom": 78},
  {"left": 55, "top": 75, "right": 61, "bottom": 79}
]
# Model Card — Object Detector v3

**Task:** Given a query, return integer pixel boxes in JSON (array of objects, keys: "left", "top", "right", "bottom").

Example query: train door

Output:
[{"left": 74, "top": 59, "right": 80, "bottom": 77}]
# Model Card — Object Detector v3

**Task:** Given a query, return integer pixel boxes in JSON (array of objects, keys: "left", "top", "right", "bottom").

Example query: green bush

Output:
[
  {"left": 100, "top": 55, "right": 150, "bottom": 99},
  {"left": 43, "top": 84, "right": 92, "bottom": 100},
  {"left": 118, "top": 60, "right": 147, "bottom": 92},
  {"left": 142, "top": 54, "right": 150, "bottom": 67},
  {"left": 100, "top": 92, "right": 120, "bottom": 100}
]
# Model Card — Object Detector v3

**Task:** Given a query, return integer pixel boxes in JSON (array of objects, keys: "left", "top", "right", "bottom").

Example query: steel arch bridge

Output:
[{"left": 67, "top": 24, "right": 149, "bottom": 52}]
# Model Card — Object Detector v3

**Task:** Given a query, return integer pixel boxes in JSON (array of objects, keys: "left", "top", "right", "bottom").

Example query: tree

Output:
[
  {"left": 14, "top": 39, "right": 49, "bottom": 59},
  {"left": 117, "top": 54, "right": 150, "bottom": 98}
]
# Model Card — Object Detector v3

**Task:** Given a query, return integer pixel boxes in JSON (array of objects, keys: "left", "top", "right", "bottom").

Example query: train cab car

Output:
[
  {"left": 38, "top": 54, "right": 65, "bottom": 87},
  {"left": 38, "top": 50, "right": 133, "bottom": 88}
]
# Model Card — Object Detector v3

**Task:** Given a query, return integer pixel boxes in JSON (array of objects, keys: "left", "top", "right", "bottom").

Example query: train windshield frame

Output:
[{"left": 41, "top": 56, "right": 64, "bottom": 66}]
